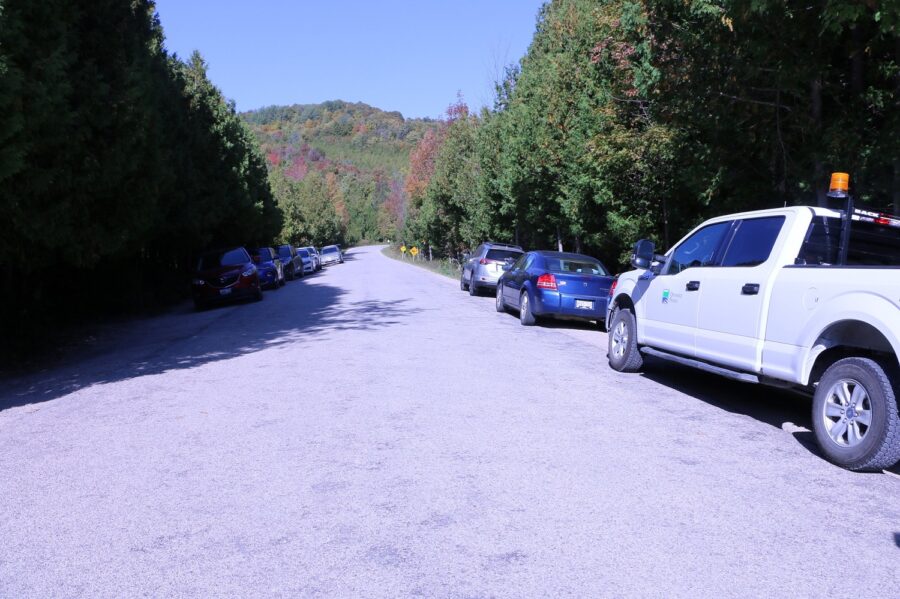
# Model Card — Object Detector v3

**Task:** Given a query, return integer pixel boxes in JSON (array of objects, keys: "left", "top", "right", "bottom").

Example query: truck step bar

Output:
[{"left": 640, "top": 347, "right": 760, "bottom": 384}]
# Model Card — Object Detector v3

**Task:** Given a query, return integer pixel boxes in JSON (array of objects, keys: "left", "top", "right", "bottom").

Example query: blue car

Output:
[
  {"left": 248, "top": 247, "right": 285, "bottom": 290},
  {"left": 495, "top": 251, "right": 614, "bottom": 328}
]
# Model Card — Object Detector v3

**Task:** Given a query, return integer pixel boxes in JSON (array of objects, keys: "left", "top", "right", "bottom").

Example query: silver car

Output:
[
  {"left": 303, "top": 246, "right": 321, "bottom": 271},
  {"left": 320, "top": 245, "right": 343, "bottom": 266},
  {"left": 460, "top": 242, "right": 523, "bottom": 296}
]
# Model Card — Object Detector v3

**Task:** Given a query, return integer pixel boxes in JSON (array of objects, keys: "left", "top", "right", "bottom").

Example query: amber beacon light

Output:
[{"left": 828, "top": 172, "right": 850, "bottom": 198}]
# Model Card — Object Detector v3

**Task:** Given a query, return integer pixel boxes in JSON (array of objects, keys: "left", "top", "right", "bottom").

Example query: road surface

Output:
[{"left": 1, "top": 245, "right": 898, "bottom": 598}]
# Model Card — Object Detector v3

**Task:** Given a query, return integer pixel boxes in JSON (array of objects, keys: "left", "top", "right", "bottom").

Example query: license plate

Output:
[
  {"left": 575, "top": 299, "right": 593, "bottom": 310},
  {"left": 219, "top": 288, "right": 232, "bottom": 296}
]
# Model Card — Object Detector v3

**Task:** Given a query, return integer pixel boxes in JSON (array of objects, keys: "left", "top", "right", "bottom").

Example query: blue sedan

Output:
[{"left": 495, "top": 251, "right": 614, "bottom": 328}]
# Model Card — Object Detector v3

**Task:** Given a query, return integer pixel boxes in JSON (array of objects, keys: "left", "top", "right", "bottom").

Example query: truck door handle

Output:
[
  {"left": 686, "top": 281, "right": 700, "bottom": 291},
  {"left": 742, "top": 283, "right": 760, "bottom": 295}
]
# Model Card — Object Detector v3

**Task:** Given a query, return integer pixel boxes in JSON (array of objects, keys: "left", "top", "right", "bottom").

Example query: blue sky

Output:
[{"left": 154, "top": 0, "right": 546, "bottom": 119}]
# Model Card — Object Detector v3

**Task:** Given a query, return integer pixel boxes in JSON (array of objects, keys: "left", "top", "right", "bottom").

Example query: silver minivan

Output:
[{"left": 460, "top": 242, "right": 523, "bottom": 296}]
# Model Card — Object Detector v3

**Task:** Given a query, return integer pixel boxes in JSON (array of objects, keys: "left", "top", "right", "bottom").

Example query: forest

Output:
[
  {"left": 0, "top": 1, "right": 280, "bottom": 353},
  {"left": 400, "top": 0, "right": 899, "bottom": 265}
]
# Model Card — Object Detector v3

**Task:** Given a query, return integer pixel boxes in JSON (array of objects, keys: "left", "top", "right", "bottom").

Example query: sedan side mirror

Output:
[{"left": 631, "top": 239, "right": 656, "bottom": 270}]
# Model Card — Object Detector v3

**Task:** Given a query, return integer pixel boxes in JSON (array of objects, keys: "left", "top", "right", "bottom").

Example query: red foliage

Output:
[{"left": 404, "top": 127, "right": 446, "bottom": 201}]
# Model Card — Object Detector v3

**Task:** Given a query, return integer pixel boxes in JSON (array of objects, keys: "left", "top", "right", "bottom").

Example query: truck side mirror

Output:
[{"left": 631, "top": 239, "right": 656, "bottom": 270}]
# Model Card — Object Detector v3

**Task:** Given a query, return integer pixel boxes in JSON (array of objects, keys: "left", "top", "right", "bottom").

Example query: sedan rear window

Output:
[
  {"left": 198, "top": 248, "right": 248, "bottom": 270},
  {"left": 278, "top": 246, "right": 293, "bottom": 258},
  {"left": 545, "top": 258, "right": 608, "bottom": 276},
  {"left": 322, "top": 246, "right": 338, "bottom": 254},
  {"left": 485, "top": 249, "right": 521, "bottom": 262}
]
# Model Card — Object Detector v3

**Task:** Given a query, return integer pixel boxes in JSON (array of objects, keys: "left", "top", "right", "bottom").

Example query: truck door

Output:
[
  {"left": 694, "top": 215, "right": 787, "bottom": 371},
  {"left": 637, "top": 221, "right": 733, "bottom": 357}
]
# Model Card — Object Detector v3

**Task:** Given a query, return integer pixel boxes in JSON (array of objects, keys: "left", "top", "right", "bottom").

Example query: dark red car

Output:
[{"left": 192, "top": 247, "right": 263, "bottom": 310}]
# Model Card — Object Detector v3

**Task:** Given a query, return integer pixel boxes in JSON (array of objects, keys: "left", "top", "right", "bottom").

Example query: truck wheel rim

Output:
[
  {"left": 611, "top": 321, "right": 628, "bottom": 359},
  {"left": 822, "top": 378, "right": 872, "bottom": 448}
]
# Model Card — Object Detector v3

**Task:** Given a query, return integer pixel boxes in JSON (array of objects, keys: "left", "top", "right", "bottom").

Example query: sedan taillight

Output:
[
  {"left": 609, "top": 278, "right": 618, "bottom": 297},
  {"left": 537, "top": 273, "right": 557, "bottom": 291}
]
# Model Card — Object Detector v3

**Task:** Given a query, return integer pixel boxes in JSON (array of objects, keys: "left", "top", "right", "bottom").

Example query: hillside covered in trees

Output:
[
  {"left": 400, "top": 0, "right": 899, "bottom": 266},
  {"left": 0, "top": 1, "right": 280, "bottom": 353},
  {"left": 241, "top": 101, "right": 439, "bottom": 246}
]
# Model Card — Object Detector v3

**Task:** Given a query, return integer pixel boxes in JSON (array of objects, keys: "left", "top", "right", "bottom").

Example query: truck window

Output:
[
  {"left": 798, "top": 217, "right": 900, "bottom": 266},
  {"left": 666, "top": 221, "right": 732, "bottom": 274},
  {"left": 721, "top": 216, "right": 785, "bottom": 267}
]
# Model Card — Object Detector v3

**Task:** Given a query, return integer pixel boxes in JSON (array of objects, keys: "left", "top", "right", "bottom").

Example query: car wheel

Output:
[
  {"left": 495, "top": 285, "right": 506, "bottom": 313},
  {"left": 460, "top": 272, "right": 468, "bottom": 291},
  {"left": 607, "top": 308, "right": 643, "bottom": 372},
  {"left": 469, "top": 275, "right": 479, "bottom": 296},
  {"left": 519, "top": 291, "right": 536, "bottom": 326},
  {"left": 812, "top": 357, "right": 900, "bottom": 471}
]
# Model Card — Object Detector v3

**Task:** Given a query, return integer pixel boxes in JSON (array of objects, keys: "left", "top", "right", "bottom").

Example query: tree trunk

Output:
[
  {"left": 811, "top": 77, "right": 827, "bottom": 206},
  {"left": 556, "top": 225, "right": 563, "bottom": 252},
  {"left": 851, "top": 26, "right": 865, "bottom": 96},
  {"left": 895, "top": 39, "right": 900, "bottom": 214},
  {"left": 574, "top": 234, "right": 581, "bottom": 254}
]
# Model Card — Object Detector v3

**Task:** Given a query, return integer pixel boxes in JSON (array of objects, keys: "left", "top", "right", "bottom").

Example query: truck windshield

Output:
[{"left": 799, "top": 217, "right": 900, "bottom": 266}]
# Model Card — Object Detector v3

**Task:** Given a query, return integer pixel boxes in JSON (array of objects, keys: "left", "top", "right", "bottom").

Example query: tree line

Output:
[
  {"left": 0, "top": 0, "right": 281, "bottom": 355},
  {"left": 402, "top": 0, "right": 899, "bottom": 266}
]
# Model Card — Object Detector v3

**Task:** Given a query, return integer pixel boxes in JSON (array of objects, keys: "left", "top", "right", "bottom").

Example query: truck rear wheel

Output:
[
  {"left": 812, "top": 357, "right": 900, "bottom": 471},
  {"left": 608, "top": 308, "right": 643, "bottom": 372}
]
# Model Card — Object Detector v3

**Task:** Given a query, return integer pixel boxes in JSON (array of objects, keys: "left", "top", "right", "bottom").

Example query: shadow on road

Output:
[
  {"left": 0, "top": 277, "right": 419, "bottom": 412},
  {"left": 639, "top": 357, "right": 821, "bottom": 457},
  {"left": 472, "top": 294, "right": 603, "bottom": 331},
  {"left": 894, "top": 533, "right": 900, "bottom": 548}
]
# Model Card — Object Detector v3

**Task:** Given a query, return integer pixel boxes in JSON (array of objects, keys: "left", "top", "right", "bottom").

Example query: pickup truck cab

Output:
[{"left": 607, "top": 200, "right": 900, "bottom": 471}]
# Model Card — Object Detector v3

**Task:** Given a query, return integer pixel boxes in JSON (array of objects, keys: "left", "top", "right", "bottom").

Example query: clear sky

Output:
[{"left": 154, "top": 0, "right": 546, "bottom": 119}]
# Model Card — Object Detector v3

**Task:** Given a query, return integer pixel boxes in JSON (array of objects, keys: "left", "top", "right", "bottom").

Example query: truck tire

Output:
[
  {"left": 608, "top": 308, "right": 643, "bottom": 372},
  {"left": 812, "top": 357, "right": 900, "bottom": 471}
]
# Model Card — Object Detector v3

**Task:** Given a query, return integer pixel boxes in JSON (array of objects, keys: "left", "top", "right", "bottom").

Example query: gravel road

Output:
[{"left": 2, "top": 244, "right": 898, "bottom": 598}]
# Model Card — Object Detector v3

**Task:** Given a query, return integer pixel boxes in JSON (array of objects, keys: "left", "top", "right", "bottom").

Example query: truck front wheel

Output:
[
  {"left": 812, "top": 357, "right": 900, "bottom": 471},
  {"left": 608, "top": 308, "right": 643, "bottom": 373}
]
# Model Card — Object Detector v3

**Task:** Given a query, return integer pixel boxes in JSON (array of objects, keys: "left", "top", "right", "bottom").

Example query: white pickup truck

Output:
[{"left": 606, "top": 199, "right": 900, "bottom": 471}]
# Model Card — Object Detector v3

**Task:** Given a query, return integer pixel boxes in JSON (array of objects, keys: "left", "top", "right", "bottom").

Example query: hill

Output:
[{"left": 241, "top": 101, "right": 440, "bottom": 244}]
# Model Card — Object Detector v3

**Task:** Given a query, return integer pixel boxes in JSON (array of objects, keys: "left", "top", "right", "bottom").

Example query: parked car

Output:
[
  {"left": 297, "top": 248, "right": 315, "bottom": 275},
  {"left": 495, "top": 251, "right": 614, "bottom": 327},
  {"left": 320, "top": 244, "right": 343, "bottom": 265},
  {"left": 248, "top": 246, "right": 284, "bottom": 290},
  {"left": 461, "top": 242, "right": 524, "bottom": 296},
  {"left": 277, "top": 244, "right": 304, "bottom": 280},
  {"left": 303, "top": 246, "right": 321, "bottom": 271},
  {"left": 607, "top": 174, "right": 900, "bottom": 471},
  {"left": 192, "top": 247, "right": 262, "bottom": 310}
]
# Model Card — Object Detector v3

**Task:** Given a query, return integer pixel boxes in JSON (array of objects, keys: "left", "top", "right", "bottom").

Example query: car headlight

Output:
[
  {"left": 242, "top": 266, "right": 256, "bottom": 277},
  {"left": 192, "top": 278, "right": 205, "bottom": 285}
]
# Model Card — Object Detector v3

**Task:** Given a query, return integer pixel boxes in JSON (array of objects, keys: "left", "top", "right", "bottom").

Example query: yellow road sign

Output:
[
  {"left": 410, "top": 246, "right": 419, "bottom": 257},
  {"left": 400, "top": 245, "right": 407, "bottom": 253}
]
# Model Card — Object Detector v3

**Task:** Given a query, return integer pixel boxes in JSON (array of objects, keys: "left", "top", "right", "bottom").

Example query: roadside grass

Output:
[{"left": 381, "top": 245, "right": 461, "bottom": 280}]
